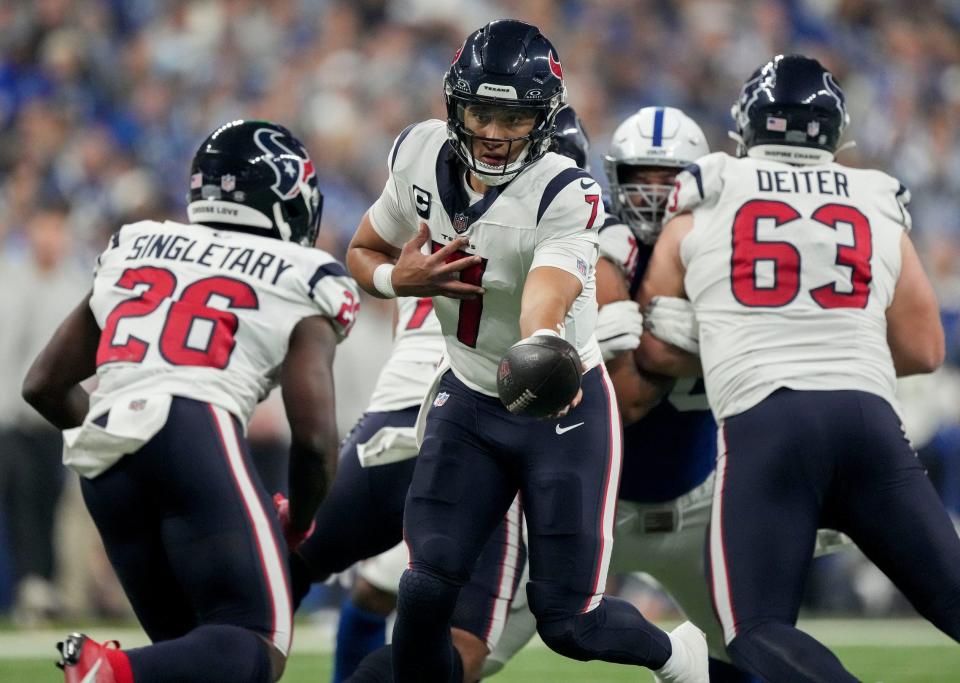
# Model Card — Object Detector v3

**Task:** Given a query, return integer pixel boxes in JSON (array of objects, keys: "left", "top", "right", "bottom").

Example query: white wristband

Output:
[
  {"left": 373, "top": 263, "right": 397, "bottom": 298},
  {"left": 531, "top": 328, "right": 560, "bottom": 338}
]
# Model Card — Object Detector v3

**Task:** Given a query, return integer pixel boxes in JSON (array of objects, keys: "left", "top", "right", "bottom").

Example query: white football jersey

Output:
[
  {"left": 88, "top": 220, "right": 359, "bottom": 425},
  {"left": 366, "top": 296, "right": 445, "bottom": 412},
  {"left": 368, "top": 120, "right": 603, "bottom": 395},
  {"left": 669, "top": 152, "right": 910, "bottom": 419}
]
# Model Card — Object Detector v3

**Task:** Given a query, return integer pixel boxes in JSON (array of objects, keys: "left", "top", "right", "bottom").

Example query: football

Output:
[{"left": 497, "top": 334, "right": 582, "bottom": 418}]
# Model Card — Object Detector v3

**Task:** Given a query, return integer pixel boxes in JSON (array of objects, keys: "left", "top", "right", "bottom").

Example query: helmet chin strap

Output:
[
  {"left": 471, "top": 168, "right": 516, "bottom": 187},
  {"left": 469, "top": 144, "right": 532, "bottom": 186}
]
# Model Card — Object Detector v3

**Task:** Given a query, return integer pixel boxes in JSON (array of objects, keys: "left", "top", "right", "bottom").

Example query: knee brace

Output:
[
  {"left": 535, "top": 614, "right": 595, "bottom": 662},
  {"left": 396, "top": 567, "right": 461, "bottom": 625}
]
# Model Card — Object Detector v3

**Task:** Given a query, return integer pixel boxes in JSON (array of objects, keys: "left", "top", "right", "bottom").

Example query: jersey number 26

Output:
[{"left": 96, "top": 266, "right": 258, "bottom": 368}]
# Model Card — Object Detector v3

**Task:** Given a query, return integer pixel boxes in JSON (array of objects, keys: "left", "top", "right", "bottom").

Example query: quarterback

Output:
[{"left": 346, "top": 19, "right": 706, "bottom": 683}]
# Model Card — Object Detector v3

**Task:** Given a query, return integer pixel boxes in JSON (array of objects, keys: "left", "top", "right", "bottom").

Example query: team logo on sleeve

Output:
[{"left": 254, "top": 127, "right": 315, "bottom": 200}]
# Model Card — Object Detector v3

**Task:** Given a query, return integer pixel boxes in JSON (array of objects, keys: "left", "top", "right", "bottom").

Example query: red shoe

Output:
[{"left": 57, "top": 633, "right": 120, "bottom": 683}]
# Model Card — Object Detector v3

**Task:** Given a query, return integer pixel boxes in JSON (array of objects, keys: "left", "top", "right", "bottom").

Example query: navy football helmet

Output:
[
  {"left": 187, "top": 120, "right": 323, "bottom": 246},
  {"left": 731, "top": 54, "right": 849, "bottom": 165},
  {"left": 443, "top": 20, "right": 566, "bottom": 185},
  {"left": 551, "top": 105, "right": 591, "bottom": 172}
]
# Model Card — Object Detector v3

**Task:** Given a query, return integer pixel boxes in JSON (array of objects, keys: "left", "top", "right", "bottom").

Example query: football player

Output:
[
  {"left": 639, "top": 55, "right": 960, "bottom": 680},
  {"left": 291, "top": 104, "right": 592, "bottom": 683},
  {"left": 22, "top": 120, "right": 357, "bottom": 683},
  {"left": 483, "top": 107, "right": 759, "bottom": 683},
  {"left": 346, "top": 20, "right": 706, "bottom": 683},
  {"left": 289, "top": 293, "right": 526, "bottom": 683}
]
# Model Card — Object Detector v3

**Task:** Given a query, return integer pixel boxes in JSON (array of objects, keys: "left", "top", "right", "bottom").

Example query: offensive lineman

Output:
[
  {"left": 640, "top": 54, "right": 960, "bottom": 681},
  {"left": 22, "top": 120, "right": 357, "bottom": 683},
  {"left": 346, "top": 20, "right": 707, "bottom": 683}
]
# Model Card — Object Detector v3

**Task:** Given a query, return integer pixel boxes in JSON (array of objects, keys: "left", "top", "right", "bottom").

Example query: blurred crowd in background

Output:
[{"left": 1, "top": 0, "right": 960, "bottom": 630}]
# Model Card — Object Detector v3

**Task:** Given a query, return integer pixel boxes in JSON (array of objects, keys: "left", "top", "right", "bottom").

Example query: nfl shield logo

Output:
[
  {"left": 806, "top": 121, "right": 821, "bottom": 137},
  {"left": 453, "top": 213, "right": 469, "bottom": 234},
  {"left": 221, "top": 174, "right": 236, "bottom": 192},
  {"left": 433, "top": 391, "right": 450, "bottom": 408}
]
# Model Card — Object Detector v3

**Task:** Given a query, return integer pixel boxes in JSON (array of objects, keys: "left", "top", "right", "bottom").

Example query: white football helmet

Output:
[{"left": 603, "top": 107, "right": 709, "bottom": 244}]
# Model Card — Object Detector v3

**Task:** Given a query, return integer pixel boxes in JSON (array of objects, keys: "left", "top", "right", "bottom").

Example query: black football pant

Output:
[
  {"left": 711, "top": 389, "right": 960, "bottom": 682},
  {"left": 394, "top": 367, "right": 671, "bottom": 682}
]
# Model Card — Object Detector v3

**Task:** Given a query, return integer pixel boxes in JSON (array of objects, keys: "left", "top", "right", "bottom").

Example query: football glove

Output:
[
  {"left": 272, "top": 493, "right": 316, "bottom": 551},
  {"left": 644, "top": 296, "right": 699, "bottom": 355},
  {"left": 596, "top": 300, "right": 644, "bottom": 361}
]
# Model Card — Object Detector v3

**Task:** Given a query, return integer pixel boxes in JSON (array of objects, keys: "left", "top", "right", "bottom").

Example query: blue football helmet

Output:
[
  {"left": 731, "top": 54, "right": 849, "bottom": 165},
  {"left": 187, "top": 120, "right": 323, "bottom": 246},
  {"left": 443, "top": 20, "right": 566, "bottom": 185}
]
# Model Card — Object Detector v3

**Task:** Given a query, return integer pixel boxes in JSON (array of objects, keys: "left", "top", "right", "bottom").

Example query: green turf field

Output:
[
  {"left": 2, "top": 619, "right": 957, "bottom": 682},
  {"left": 3, "top": 645, "right": 960, "bottom": 682}
]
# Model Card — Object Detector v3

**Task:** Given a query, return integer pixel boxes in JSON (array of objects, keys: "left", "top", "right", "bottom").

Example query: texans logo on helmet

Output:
[
  {"left": 548, "top": 51, "right": 563, "bottom": 79},
  {"left": 254, "top": 128, "right": 313, "bottom": 201},
  {"left": 821, "top": 72, "right": 846, "bottom": 116}
]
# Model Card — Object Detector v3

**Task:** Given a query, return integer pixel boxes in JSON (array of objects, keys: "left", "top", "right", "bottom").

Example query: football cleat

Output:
[
  {"left": 57, "top": 633, "right": 120, "bottom": 683},
  {"left": 654, "top": 621, "right": 709, "bottom": 683}
]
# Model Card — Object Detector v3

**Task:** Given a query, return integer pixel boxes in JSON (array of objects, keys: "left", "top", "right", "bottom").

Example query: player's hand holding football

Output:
[
  {"left": 392, "top": 223, "right": 486, "bottom": 300},
  {"left": 498, "top": 329, "right": 584, "bottom": 419},
  {"left": 273, "top": 493, "right": 316, "bottom": 551}
]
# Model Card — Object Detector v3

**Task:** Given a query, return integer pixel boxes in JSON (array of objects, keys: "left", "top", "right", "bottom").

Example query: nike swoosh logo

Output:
[
  {"left": 555, "top": 422, "right": 585, "bottom": 435},
  {"left": 579, "top": 179, "right": 595, "bottom": 189},
  {"left": 81, "top": 659, "right": 102, "bottom": 683}
]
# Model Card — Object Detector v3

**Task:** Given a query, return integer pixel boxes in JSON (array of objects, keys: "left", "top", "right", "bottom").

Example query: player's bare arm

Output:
[
  {"left": 596, "top": 257, "right": 672, "bottom": 425},
  {"left": 348, "top": 213, "right": 484, "bottom": 300},
  {"left": 281, "top": 314, "right": 341, "bottom": 533},
  {"left": 519, "top": 265, "right": 585, "bottom": 412},
  {"left": 520, "top": 265, "right": 582, "bottom": 337},
  {"left": 887, "top": 232, "right": 945, "bottom": 376},
  {"left": 22, "top": 290, "right": 99, "bottom": 429},
  {"left": 635, "top": 213, "right": 702, "bottom": 378}
]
